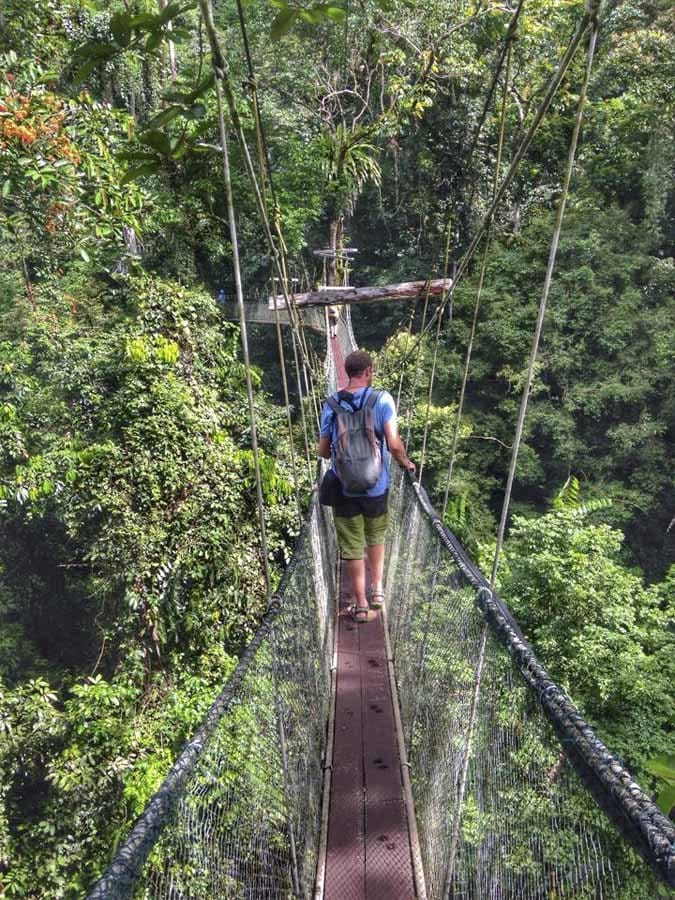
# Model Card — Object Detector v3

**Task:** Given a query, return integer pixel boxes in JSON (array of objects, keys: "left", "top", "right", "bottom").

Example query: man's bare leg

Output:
[
  {"left": 366, "top": 543, "right": 385, "bottom": 597},
  {"left": 345, "top": 557, "right": 368, "bottom": 610}
]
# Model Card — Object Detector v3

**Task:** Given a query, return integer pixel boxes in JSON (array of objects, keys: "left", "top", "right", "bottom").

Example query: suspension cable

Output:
[
  {"left": 214, "top": 76, "right": 271, "bottom": 597},
  {"left": 464, "top": 0, "right": 525, "bottom": 174},
  {"left": 271, "top": 297, "right": 303, "bottom": 521},
  {"left": 403, "top": 285, "right": 432, "bottom": 445},
  {"left": 395, "top": 301, "right": 418, "bottom": 410},
  {"left": 490, "top": 15, "right": 599, "bottom": 587},
  {"left": 234, "top": 2, "right": 325, "bottom": 432},
  {"left": 444, "top": 13, "right": 599, "bottom": 891},
  {"left": 396, "top": 9, "right": 594, "bottom": 372},
  {"left": 417, "top": 305, "right": 443, "bottom": 483},
  {"left": 199, "top": 0, "right": 317, "bottom": 384},
  {"left": 234, "top": 0, "right": 322, "bottom": 463},
  {"left": 420, "top": 36, "right": 515, "bottom": 485},
  {"left": 441, "top": 40, "right": 513, "bottom": 518},
  {"left": 290, "top": 322, "right": 315, "bottom": 479}
]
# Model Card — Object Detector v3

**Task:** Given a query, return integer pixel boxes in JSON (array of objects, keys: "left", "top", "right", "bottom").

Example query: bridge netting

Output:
[
  {"left": 88, "top": 309, "right": 674, "bottom": 898},
  {"left": 87, "top": 483, "right": 675, "bottom": 897},
  {"left": 90, "top": 497, "right": 338, "bottom": 898}
]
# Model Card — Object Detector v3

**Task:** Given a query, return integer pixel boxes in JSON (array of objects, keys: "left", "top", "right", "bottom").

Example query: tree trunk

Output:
[
  {"left": 327, "top": 215, "right": 343, "bottom": 286},
  {"left": 158, "top": 0, "right": 178, "bottom": 80},
  {"left": 269, "top": 278, "right": 452, "bottom": 309}
]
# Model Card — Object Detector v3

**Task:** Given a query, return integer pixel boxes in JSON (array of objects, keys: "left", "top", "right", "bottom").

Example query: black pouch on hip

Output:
[{"left": 319, "top": 469, "right": 342, "bottom": 506}]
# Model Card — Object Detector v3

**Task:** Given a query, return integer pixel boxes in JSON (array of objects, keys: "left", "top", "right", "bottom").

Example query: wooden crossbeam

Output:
[{"left": 268, "top": 278, "right": 451, "bottom": 310}]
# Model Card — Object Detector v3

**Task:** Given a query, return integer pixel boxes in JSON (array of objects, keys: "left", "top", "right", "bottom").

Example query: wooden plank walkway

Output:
[{"left": 317, "top": 330, "right": 424, "bottom": 899}]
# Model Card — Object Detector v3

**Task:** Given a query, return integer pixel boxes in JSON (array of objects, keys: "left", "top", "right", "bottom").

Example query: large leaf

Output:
[
  {"left": 129, "top": 13, "right": 159, "bottom": 28},
  {"left": 74, "top": 58, "right": 100, "bottom": 85},
  {"left": 117, "top": 150, "right": 162, "bottom": 162},
  {"left": 145, "top": 31, "right": 165, "bottom": 52},
  {"left": 163, "top": 73, "right": 215, "bottom": 106},
  {"left": 121, "top": 160, "right": 161, "bottom": 184},
  {"left": 657, "top": 783, "right": 675, "bottom": 815},
  {"left": 146, "top": 105, "right": 185, "bottom": 129},
  {"left": 645, "top": 755, "right": 675, "bottom": 782},
  {"left": 315, "top": 3, "right": 346, "bottom": 22},
  {"left": 170, "top": 138, "right": 188, "bottom": 160},
  {"left": 74, "top": 40, "right": 116, "bottom": 60},
  {"left": 185, "top": 103, "right": 207, "bottom": 120},
  {"left": 158, "top": 2, "right": 192, "bottom": 25},
  {"left": 271, "top": 7, "right": 299, "bottom": 41},
  {"left": 139, "top": 129, "right": 173, "bottom": 156},
  {"left": 110, "top": 12, "right": 132, "bottom": 46}
]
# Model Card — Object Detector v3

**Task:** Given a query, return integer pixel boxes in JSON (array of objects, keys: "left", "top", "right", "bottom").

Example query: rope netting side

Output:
[
  {"left": 385, "top": 467, "right": 675, "bottom": 897},
  {"left": 87, "top": 499, "right": 337, "bottom": 899}
]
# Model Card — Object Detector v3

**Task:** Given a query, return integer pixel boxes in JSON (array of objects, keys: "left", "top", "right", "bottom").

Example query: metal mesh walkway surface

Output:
[{"left": 317, "top": 562, "right": 424, "bottom": 900}]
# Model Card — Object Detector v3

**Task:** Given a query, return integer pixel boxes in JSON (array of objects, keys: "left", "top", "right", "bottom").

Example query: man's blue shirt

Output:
[{"left": 320, "top": 387, "right": 397, "bottom": 497}]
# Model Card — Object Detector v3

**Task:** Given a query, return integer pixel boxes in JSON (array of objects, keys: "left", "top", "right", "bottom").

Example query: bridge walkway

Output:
[{"left": 318, "top": 333, "right": 424, "bottom": 899}]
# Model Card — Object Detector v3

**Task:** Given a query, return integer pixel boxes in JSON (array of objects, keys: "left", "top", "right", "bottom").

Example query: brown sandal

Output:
[
  {"left": 369, "top": 590, "right": 385, "bottom": 610},
  {"left": 350, "top": 603, "right": 369, "bottom": 623}
]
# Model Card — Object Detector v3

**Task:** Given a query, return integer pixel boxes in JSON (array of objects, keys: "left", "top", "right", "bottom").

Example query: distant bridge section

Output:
[{"left": 220, "top": 299, "right": 327, "bottom": 333}]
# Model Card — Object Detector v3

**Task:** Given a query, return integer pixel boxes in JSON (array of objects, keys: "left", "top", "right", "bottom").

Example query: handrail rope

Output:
[
  {"left": 441, "top": 41, "right": 513, "bottom": 519},
  {"left": 420, "top": 39, "right": 514, "bottom": 485},
  {"left": 490, "top": 11, "right": 598, "bottom": 589},
  {"left": 445, "top": 13, "right": 599, "bottom": 888},
  {"left": 395, "top": 10, "right": 593, "bottom": 373},
  {"left": 214, "top": 77, "right": 271, "bottom": 598},
  {"left": 407, "top": 470, "right": 675, "bottom": 889}
]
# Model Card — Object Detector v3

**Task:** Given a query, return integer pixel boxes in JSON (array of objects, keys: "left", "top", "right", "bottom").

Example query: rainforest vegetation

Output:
[{"left": 0, "top": 0, "right": 673, "bottom": 895}]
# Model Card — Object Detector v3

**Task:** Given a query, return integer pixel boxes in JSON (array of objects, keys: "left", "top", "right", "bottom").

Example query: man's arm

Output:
[
  {"left": 318, "top": 436, "right": 331, "bottom": 459},
  {"left": 383, "top": 419, "right": 416, "bottom": 473}
]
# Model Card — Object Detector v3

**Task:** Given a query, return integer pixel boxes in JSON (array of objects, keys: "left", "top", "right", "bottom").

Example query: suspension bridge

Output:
[
  {"left": 87, "top": 300, "right": 675, "bottom": 898},
  {"left": 87, "top": 0, "right": 675, "bottom": 896}
]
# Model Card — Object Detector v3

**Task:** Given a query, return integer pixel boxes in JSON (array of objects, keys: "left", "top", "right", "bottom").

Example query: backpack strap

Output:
[
  {"left": 325, "top": 395, "right": 343, "bottom": 416},
  {"left": 325, "top": 389, "right": 381, "bottom": 417},
  {"left": 364, "top": 389, "right": 381, "bottom": 411}
]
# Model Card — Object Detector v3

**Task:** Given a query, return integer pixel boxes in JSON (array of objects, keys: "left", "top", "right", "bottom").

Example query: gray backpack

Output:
[{"left": 326, "top": 389, "right": 383, "bottom": 494}]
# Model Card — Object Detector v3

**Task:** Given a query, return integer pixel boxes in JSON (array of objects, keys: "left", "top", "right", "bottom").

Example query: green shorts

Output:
[{"left": 334, "top": 510, "right": 390, "bottom": 560}]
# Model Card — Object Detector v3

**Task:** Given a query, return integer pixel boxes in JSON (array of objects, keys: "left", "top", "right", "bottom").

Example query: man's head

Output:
[{"left": 344, "top": 350, "right": 373, "bottom": 382}]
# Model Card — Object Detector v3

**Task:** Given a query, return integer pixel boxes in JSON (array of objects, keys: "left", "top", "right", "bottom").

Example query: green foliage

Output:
[
  {"left": 644, "top": 755, "right": 675, "bottom": 817},
  {"left": 497, "top": 506, "right": 675, "bottom": 776},
  {"left": 0, "top": 273, "right": 302, "bottom": 893},
  {"left": 269, "top": 1, "right": 346, "bottom": 41},
  {"left": 0, "top": 0, "right": 673, "bottom": 892}
]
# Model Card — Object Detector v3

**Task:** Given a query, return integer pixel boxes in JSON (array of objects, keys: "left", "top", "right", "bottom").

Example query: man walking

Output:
[{"left": 318, "top": 350, "right": 416, "bottom": 622}]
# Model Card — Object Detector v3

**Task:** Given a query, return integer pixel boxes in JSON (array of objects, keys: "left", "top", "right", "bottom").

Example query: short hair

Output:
[{"left": 345, "top": 350, "right": 373, "bottom": 377}]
